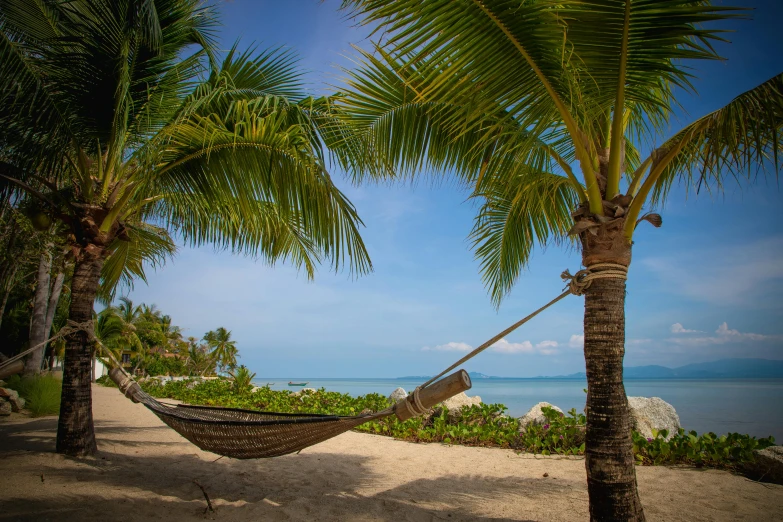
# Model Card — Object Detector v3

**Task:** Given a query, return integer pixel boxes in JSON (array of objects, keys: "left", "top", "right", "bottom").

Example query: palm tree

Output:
[
  {"left": 158, "top": 314, "right": 184, "bottom": 351},
  {"left": 203, "top": 327, "right": 237, "bottom": 375},
  {"left": 92, "top": 309, "right": 129, "bottom": 380},
  {"left": 184, "top": 336, "right": 210, "bottom": 376},
  {"left": 0, "top": 0, "right": 371, "bottom": 456},
  {"left": 338, "top": 2, "right": 782, "bottom": 519}
]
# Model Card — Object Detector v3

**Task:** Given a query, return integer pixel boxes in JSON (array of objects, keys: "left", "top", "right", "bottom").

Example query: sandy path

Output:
[{"left": 0, "top": 385, "right": 780, "bottom": 521}]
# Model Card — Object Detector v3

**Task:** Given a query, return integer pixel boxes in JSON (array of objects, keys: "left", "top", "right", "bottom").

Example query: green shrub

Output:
[
  {"left": 229, "top": 365, "right": 256, "bottom": 394},
  {"left": 4, "top": 373, "right": 61, "bottom": 416},
  {"left": 633, "top": 428, "right": 775, "bottom": 470},
  {"left": 517, "top": 406, "right": 586, "bottom": 456}
]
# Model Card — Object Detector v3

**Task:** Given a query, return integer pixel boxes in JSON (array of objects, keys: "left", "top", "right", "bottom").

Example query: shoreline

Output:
[{"left": 1, "top": 384, "right": 782, "bottom": 521}]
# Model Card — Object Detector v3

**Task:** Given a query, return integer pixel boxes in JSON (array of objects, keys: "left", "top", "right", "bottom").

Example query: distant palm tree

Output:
[
  {"left": 204, "top": 327, "right": 238, "bottom": 375},
  {"left": 159, "top": 315, "right": 184, "bottom": 351},
  {"left": 185, "top": 337, "right": 211, "bottom": 376},
  {"left": 1, "top": 0, "right": 371, "bottom": 456},
  {"left": 339, "top": 1, "right": 782, "bottom": 519},
  {"left": 95, "top": 307, "right": 143, "bottom": 372},
  {"left": 114, "top": 297, "right": 143, "bottom": 329},
  {"left": 229, "top": 365, "right": 256, "bottom": 394}
]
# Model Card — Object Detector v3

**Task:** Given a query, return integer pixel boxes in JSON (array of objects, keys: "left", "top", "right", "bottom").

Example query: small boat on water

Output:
[{"left": 288, "top": 381, "right": 309, "bottom": 387}]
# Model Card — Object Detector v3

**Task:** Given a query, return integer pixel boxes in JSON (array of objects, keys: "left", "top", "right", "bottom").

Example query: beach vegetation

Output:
[
  {"left": 633, "top": 429, "right": 775, "bottom": 470},
  {"left": 229, "top": 365, "right": 256, "bottom": 394},
  {"left": 5, "top": 373, "right": 62, "bottom": 416}
]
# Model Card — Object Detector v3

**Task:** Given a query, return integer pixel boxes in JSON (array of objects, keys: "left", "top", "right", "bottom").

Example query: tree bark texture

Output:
[
  {"left": 581, "top": 220, "right": 645, "bottom": 522},
  {"left": 44, "top": 271, "right": 65, "bottom": 343},
  {"left": 25, "top": 249, "right": 53, "bottom": 374},
  {"left": 56, "top": 244, "right": 106, "bottom": 456}
]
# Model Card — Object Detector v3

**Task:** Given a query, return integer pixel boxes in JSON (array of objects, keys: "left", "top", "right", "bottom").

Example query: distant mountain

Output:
[
  {"left": 468, "top": 372, "right": 491, "bottom": 379},
  {"left": 399, "top": 359, "right": 783, "bottom": 380},
  {"left": 540, "top": 358, "right": 783, "bottom": 379}
]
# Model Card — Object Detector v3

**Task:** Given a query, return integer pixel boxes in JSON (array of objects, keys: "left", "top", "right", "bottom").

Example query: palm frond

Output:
[
  {"left": 638, "top": 72, "right": 783, "bottom": 211},
  {"left": 98, "top": 222, "right": 176, "bottom": 305},
  {"left": 145, "top": 97, "right": 372, "bottom": 276},
  {"left": 471, "top": 169, "right": 580, "bottom": 306}
]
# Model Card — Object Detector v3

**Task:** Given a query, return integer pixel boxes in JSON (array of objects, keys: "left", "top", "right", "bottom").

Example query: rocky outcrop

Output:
[
  {"left": 291, "top": 388, "right": 317, "bottom": 397},
  {"left": 8, "top": 394, "right": 24, "bottom": 412},
  {"left": 627, "top": 396, "right": 680, "bottom": 440},
  {"left": 388, "top": 387, "right": 407, "bottom": 402},
  {"left": 437, "top": 392, "right": 482, "bottom": 421},
  {"left": 743, "top": 446, "right": 783, "bottom": 485},
  {"left": 518, "top": 402, "right": 563, "bottom": 432},
  {"left": 441, "top": 392, "right": 482, "bottom": 411},
  {"left": 0, "top": 387, "right": 23, "bottom": 414}
]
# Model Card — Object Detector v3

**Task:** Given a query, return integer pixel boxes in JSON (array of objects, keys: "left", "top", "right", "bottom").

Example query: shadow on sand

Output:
[{"left": 0, "top": 416, "right": 566, "bottom": 521}]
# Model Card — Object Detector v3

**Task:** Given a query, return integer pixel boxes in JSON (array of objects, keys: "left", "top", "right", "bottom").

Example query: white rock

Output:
[
  {"left": 518, "top": 402, "right": 563, "bottom": 432},
  {"left": 388, "top": 387, "right": 407, "bottom": 402},
  {"left": 441, "top": 392, "right": 482, "bottom": 411},
  {"left": 627, "top": 396, "right": 680, "bottom": 440},
  {"left": 0, "top": 399, "right": 11, "bottom": 416},
  {"left": 747, "top": 446, "right": 783, "bottom": 485}
]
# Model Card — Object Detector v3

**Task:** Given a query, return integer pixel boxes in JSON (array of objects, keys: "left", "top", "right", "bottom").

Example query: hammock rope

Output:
[{"left": 0, "top": 263, "right": 627, "bottom": 459}]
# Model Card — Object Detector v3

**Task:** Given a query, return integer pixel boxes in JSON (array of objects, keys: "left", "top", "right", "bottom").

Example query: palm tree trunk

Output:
[
  {"left": 44, "top": 271, "right": 65, "bottom": 342},
  {"left": 41, "top": 270, "right": 65, "bottom": 370},
  {"left": 581, "top": 224, "right": 645, "bottom": 521},
  {"left": 0, "top": 264, "right": 18, "bottom": 332},
  {"left": 56, "top": 245, "right": 106, "bottom": 456},
  {"left": 25, "top": 248, "right": 53, "bottom": 374}
]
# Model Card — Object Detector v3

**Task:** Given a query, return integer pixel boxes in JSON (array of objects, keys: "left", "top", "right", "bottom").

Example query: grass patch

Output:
[{"left": 5, "top": 373, "right": 62, "bottom": 416}]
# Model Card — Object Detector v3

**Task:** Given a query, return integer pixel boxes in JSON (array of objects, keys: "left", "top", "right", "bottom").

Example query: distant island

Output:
[{"left": 398, "top": 359, "right": 783, "bottom": 380}]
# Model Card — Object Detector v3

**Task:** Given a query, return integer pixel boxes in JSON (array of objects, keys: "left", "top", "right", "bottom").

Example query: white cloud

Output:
[
  {"left": 535, "top": 340, "right": 559, "bottom": 355},
  {"left": 715, "top": 322, "right": 770, "bottom": 341},
  {"left": 424, "top": 338, "right": 563, "bottom": 356},
  {"left": 568, "top": 334, "right": 584, "bottom": 348},
  {"left": 671, "top": 323, "right": 702, "bottom": 334},
  {"left": 490, "top": 339, "right": 534, "bottom": 354},
  {"left": 668, "top": 322, "right": 781, "bottom": 346},
  {"left": 627, "top": 339, "right": 652, "bottom": 346},
  {"left": 422, "top": 341, "right": 472, "bottom": 352}
]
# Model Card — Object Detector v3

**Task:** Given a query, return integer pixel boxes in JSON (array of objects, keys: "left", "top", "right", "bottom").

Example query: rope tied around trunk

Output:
[{"left": 561, "top": 262, "right": 628, "bottom": 296}]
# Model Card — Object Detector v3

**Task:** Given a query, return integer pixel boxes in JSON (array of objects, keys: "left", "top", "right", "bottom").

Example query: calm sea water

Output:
[{"left": 252, "top": 377, "right": 783, "bottom": 441}]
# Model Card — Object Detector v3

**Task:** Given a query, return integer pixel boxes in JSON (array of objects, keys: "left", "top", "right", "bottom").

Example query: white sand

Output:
[{"left": 0, "top": 385, "right": 781, "bottom": 521}]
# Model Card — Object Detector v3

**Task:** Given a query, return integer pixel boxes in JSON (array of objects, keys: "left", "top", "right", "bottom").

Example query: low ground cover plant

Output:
[
  {"left": 5, "top": 373, "right": 62, "bottom": 416},
  {"left": 113, "top": 378, "right": 774, "bottom": 470}
]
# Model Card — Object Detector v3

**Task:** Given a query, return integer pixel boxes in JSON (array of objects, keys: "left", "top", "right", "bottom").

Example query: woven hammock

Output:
[{"left": 110, "top": 367, "right": 471, "bottom": 459}]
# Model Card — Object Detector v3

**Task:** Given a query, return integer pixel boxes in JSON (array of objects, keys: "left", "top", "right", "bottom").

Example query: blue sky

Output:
[{"left": 125, "top": 0, "right": 783, "bottom": 377}]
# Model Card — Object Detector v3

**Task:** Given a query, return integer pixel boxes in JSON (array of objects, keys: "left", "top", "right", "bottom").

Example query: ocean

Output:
[{"left": 252, "top": 377, "right": 783, "bottom": 441}]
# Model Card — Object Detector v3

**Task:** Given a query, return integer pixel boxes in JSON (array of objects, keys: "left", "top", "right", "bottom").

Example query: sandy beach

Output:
[{"left": 0, "top": 385, "right": 781, "bottom": 521}]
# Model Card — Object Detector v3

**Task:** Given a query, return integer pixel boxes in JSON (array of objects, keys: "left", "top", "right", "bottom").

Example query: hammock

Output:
[
  {"left": 109, "top": 366, "right": 470, "bottom": 459},
  {"left": 1, "top": 263, "right": 627, "bottom": 459}
]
